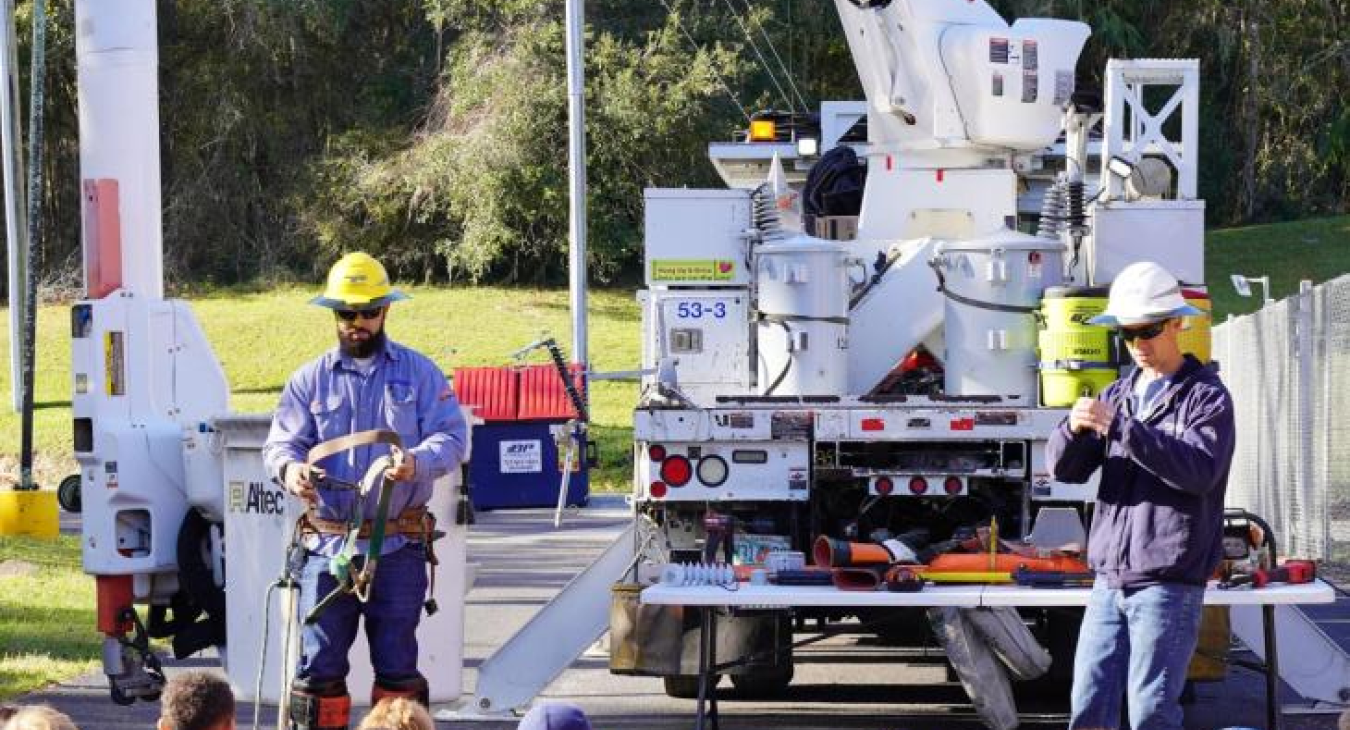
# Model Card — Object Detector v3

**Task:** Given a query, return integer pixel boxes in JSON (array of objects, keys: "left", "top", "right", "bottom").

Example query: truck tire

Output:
[
  {"left": 663, "top": 674, "right": 718, "bottom": 699},
  {"left": 729, "top": 664, "right": 794, "bottom": 696},
  {"left": 174, "top": 508, "right": 227, "bottom": 656},
  {"left": 57, "top": 474, "right": 82, "bottom": 513}
]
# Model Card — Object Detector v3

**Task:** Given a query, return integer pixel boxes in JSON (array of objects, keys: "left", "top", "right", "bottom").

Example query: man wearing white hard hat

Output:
[{"left": 1047, "top": 261, "right": 1236, "bottom": 730}]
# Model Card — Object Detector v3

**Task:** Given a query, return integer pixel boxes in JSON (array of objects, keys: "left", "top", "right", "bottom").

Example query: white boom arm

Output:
[{"left": 832, "top": 0, "right": 1088, "bottom": 159}]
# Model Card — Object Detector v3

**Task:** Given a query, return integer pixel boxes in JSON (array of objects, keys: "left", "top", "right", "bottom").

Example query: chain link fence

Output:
[{"left": 1213, "top": 274, "right": 1350, "bottom": 575}]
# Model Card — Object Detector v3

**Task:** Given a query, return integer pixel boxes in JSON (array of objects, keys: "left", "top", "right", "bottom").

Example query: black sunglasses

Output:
[
  {"left": 1117, "top": 320, "right": 1169, "bottom": 343},
  {"left": 335, "top": 307, "right": 383, "bottom": 322}
]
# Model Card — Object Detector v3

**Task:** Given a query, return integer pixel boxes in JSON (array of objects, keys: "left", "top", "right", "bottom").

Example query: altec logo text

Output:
[{"left": 229, "top": 481, "right": 286, "bottom": 515}]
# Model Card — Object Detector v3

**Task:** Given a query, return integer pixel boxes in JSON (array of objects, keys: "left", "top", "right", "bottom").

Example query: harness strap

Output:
[
  {"left": 305, "top": 429, "right": 403, "bottom": 468},
  {"left": 353, "top": 458, "right": 397, "bottom": 602},
  {"left": 302, "top": 430, "right": 404, "bottom": 623},
  {"left": 422, "top": 513, "right": 440, "bottom": 615}
]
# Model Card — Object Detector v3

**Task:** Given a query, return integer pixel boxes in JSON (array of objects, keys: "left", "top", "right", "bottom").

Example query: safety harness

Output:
[{"left": 298, "top": 429, "right": 440, "bottom": 624}]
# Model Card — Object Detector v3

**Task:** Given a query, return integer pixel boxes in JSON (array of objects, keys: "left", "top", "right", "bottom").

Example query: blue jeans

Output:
[
  {"left": 1070, "top": 579, "right": 1204, "bottom": 730},
  {"left": 296, "top": 543, "right": 429, "bottom": 683}
]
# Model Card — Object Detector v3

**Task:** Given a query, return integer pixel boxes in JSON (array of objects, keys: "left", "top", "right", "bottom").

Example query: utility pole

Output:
[
  {"left": 1, "top": 0, "right": 27, "bottom": 413},
  {"left": 565, "top": 0, "right": 588, "bottom": 370}
]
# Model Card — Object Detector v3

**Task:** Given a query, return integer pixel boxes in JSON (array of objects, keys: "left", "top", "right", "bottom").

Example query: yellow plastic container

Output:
[
  {"left": 1038, "top": 287, "right": 1112, "bottom": 363},
  {"left": 1178, "top": 288, "right": 1212, "bottom": 363},
  {"left": 1040, "top": 286, "right": 1111, "bottom": 332},
  {"left": 0, "top": 489, "right": 59, "bottom": 538},
  {"left": 1039, "top": 287, "right": 1116, "bottom": 406},
  {"left": 1040, "top": 367, "right": 1118, "bottom": 407}
]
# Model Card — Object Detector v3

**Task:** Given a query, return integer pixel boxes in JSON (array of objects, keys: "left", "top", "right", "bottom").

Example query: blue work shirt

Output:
[{"left": 263, "top": 339, "right": 468, "bottom": 555}]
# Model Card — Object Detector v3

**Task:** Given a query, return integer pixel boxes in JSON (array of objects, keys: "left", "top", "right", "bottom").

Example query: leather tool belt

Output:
[{"left": 302, "top": 505, "right": 431, "bottom": 541}]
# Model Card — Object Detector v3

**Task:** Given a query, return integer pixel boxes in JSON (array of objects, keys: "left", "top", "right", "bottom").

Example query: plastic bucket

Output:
[
  {"left": 1038, "top": 286, "right": 1112, "bottom": 363},
  {"left": 1179, "top": 287, "right": 1212, "bottom": 363},
  {"left": 1038, "top": 287, "right": 1115, "bottom": 406},
  {"left": 1039, "top": 366, "right": 1118, "bottom": 407}
]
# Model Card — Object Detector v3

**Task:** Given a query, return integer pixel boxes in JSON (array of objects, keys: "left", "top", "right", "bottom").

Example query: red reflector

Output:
[
  {"left": 650, "top": 481, "right": 668, "bottom": 499},
  {"left": 886, "top": 154, "right": 893, "bottom": 171},
  {"left": 908, "top": 476, "right": 929, "bottom": 495},
  {"left": 875, "top": 476, "right": 894, "bottom": 496},
  {"left": 861, "top": 418, "right": 885, "bottom": 431},
  {"left": 943, "top": 476, "right": 963, "bottom": 495},
  {"left": 936, "top": 169, "right": 945, "bottom": 183},
  {"left": 648, "top": 444, "right": 667, "bottom": 461},
  {"left": 660, "top": 456, "right": 693, "bottom": 487},
  {"left": 950, "top": 418, "right": 975, "bottom": 431}
]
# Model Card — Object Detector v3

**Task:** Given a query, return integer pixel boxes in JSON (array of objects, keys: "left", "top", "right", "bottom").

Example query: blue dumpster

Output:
[{"left": 454, "top": 365, "right": 590, "bottom": 510}]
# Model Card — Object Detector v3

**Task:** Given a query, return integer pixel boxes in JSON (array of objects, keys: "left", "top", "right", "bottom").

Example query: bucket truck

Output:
[{"left": 620, "top": 0, "right": 1207, "bottom": 695}]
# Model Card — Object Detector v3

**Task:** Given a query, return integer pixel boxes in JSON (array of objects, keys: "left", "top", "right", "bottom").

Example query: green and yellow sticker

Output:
[{"left": 650, "top": 259, "right": 737, "bottom": 282}]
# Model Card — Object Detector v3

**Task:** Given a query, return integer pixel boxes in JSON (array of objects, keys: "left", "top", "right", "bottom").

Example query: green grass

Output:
[
  {"left": 1205, "top": 215, "right": 1350, "bottom": 320},
  {"left": 0, "top": 286, "right": 641, "bottom": 492},
  {"left": 0, "top": 535, "right": 101, "bottom": 700}
]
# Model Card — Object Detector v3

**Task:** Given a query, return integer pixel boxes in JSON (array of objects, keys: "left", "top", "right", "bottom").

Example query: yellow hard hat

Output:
[{"left": 310, "top": 252, "right": 409, "bottom": 309}]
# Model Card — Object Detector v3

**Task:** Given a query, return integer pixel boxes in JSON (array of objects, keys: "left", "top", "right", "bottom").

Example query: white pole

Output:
[
  {"left": 1295, "top": 279, "right": 1315, "bottom": 559},
  {"left": 564, "top": 0, "right": 588, "bottom": 369},
  {"left": 1, "top": 0, "right": 26, "bottom": 413},
  {"left": 76, "top": 0, "right": 165, "bottom": 299}
]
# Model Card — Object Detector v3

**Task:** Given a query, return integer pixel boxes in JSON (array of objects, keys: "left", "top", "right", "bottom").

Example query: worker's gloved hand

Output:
[
  {"left": 1069, "top": 397, "right": 1115, "bottom": 437},
  {"left": 283, "top": 462, "right": 318, "bottom": 506},
  {"left": 385, "top": 448, "right": 417, "bottom": 483}
]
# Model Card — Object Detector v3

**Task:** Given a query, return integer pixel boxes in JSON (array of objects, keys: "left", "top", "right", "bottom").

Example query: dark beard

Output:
[{"left": 338, "top": 327, "right": 386, "bottom": 358}]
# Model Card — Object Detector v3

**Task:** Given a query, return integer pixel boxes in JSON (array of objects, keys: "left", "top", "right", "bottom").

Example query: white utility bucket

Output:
[{"left": 216, "top": 413, "right": 468, "bottom": 706}]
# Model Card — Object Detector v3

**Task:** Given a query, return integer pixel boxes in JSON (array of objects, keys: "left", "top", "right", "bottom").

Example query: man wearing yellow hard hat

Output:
[{"left": 263, "top": 252, "right": 467, "bottom": 729}]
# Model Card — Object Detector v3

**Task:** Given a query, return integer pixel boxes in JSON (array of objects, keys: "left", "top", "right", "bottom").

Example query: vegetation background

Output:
[{"left": 4, "top": 0, "right": 1347, "bottom": 292}]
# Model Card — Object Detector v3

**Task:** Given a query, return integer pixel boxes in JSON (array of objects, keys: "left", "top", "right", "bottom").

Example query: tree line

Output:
[{"left": 5, "top": 0, "right": 1347, "bottom": 291}]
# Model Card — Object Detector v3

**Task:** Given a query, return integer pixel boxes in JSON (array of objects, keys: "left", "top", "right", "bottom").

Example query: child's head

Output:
[
  {"left": 516, "top": 702, "right": 593, "bottom": 730},
  {"left": 4, "top": 705, "right": 79, "bottom": 730},
  {"left": 356, "top": 697, "right": 434, "bottom": 730},
  {"left": 156, "top": 671, "right": 236, "bottom": 730}
]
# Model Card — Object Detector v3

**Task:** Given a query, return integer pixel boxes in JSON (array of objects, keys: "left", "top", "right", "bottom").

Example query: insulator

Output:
[
  {"left": 1067, "top": 180, "right": 1087, "bottom": 233},
  {"left": 1037, "top": 179, "right": 1067, "bottom": 239}
]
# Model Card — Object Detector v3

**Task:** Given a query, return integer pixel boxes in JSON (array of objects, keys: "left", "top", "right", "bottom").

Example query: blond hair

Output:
[
  {"left": 356, "top": 698, "right": 433, "bottom": 730},
  {"left": 4, "top": 705, "right": 79, "bottom": 730}
]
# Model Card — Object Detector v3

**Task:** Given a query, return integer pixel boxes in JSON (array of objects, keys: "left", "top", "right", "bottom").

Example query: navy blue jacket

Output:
[{"left": 1047, "top": 355, "right": 1236, "bottom": 588}]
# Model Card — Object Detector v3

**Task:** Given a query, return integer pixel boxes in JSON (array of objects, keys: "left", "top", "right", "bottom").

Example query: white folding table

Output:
[{"left": 642, "top": 580, "right": 1336, "bottom": 730}]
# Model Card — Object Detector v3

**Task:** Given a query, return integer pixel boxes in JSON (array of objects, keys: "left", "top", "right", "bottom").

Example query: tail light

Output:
[
  {"left": 648, "top": 444, "right": 667, "bottom": 461},
  {"left": 874, "top": 476, "right": 894, "bottom": 496},
  {"left": 908, "top": 476, "right": 929, "bottom": 495},
  {"left": 650, "top": 481, "right": 668, "bottom": 499},
  {"left": 660, "top": 455, "right": 693, "bottom": 487},
  {"left": 943, "top": 476, "right": 964, "bottom": 495}
]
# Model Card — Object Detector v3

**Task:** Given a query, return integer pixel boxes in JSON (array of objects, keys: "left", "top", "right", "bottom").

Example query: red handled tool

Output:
[{"left": 1220, "top": 559, "right": 1317, "bottom": 589}]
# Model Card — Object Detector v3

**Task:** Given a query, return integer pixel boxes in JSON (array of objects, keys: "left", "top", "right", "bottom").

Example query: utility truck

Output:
[{"left": 622, "top": 0, "right": 1208, "bottom": 696}]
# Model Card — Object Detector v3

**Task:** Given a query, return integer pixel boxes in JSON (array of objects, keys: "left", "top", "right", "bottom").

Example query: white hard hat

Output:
[{"left": 1089, "top": 261, "right": 1202, "bottom": 326}]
